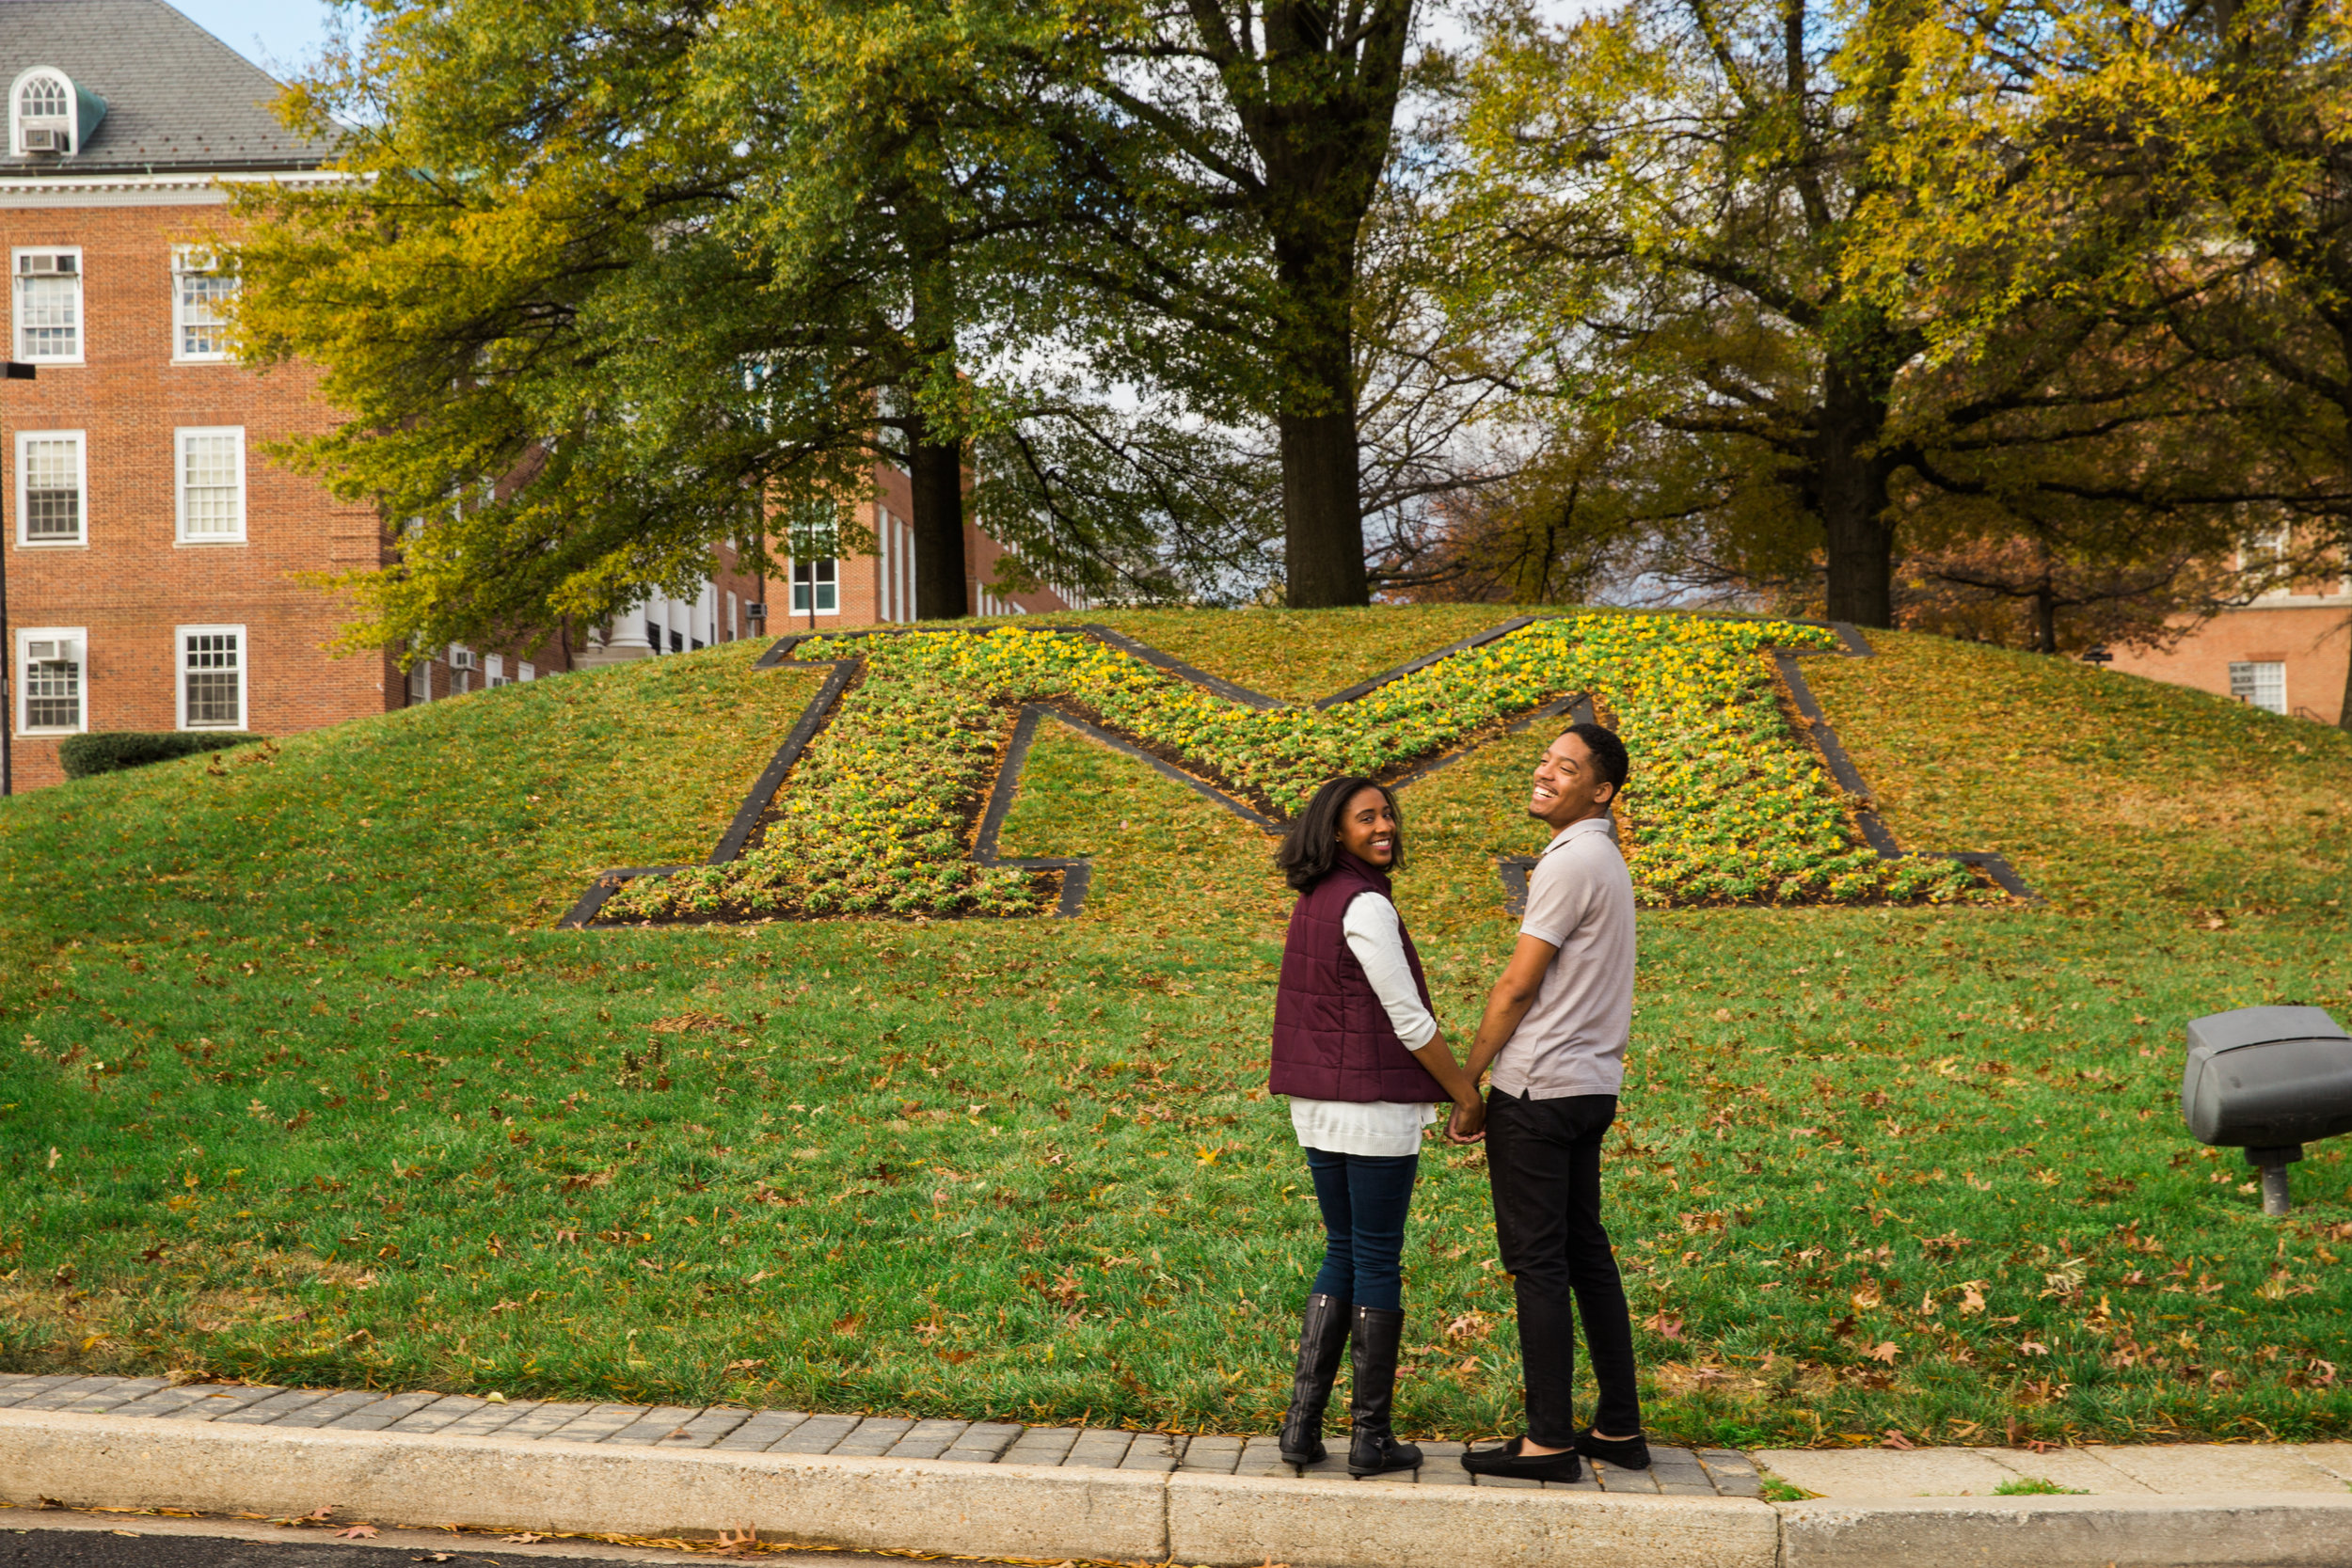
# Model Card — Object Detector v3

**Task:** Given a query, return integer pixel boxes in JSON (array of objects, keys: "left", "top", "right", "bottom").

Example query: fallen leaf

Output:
[
  {"left": 1641, "top": 1309, "right": 1686, "bottom": 1341},
  {"left": 335, "top": 1525, "right": 378, "bottom": 1539},
  {"left": 1878, "top": 1429, "right": 1915, "bottom": 1449},
  {"left": 1867, "top": 1341, "right": 1899, "bottom": 1364},
  {"left": 2019, "top": 1339, "right": 2051, "bottom": 1356}
]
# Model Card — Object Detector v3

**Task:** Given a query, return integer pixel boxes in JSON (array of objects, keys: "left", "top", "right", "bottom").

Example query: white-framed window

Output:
[
  {"left": 791, "top": 557, "right": 838, "bottom": 614},
  {"left": 9, "top": 68, "right": 75, "bottom": 156},
  {"left": 14, "top": 429, "right": 84, "bottom": 546},
  {"left": 406, "top": 660, "right": 432, "bottom": 705},
  {"left": 517, "top": 661, "right": 535, "bottom": 682},
  {"left": 485, "top": 654, "right": 509, "bottom": 688},
  {"left": 171, "top": 245, "right": 235, "bottom": 363},
  {"left": 15, "top": 626, "right": 85, "bottom": 735},
  {"left": 174, "top": 426, "right": 246, "bottom": 542},
  {"left": 175, "top": 625, "right": 246, "bottom": 730},
  {"left": 2230, "top": 661, "right": 2287, "bottom": 715},
  {"left": 447, "top": 643, "right": 473, "bottom": 694},
  {"left": 726, "top": 591, "right": 739, "bottom": 641},
  {"left": 12, "top": 247, "right": 80, "bottom": 363}
]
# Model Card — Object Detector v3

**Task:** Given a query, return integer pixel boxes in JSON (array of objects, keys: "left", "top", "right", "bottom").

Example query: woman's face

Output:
[{"left": 1335, "top": 786, "right": 1398, "bottom": 868}]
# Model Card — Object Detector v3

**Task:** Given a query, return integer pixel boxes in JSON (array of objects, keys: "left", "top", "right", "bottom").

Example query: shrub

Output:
[{"left": 58, "top": 731, "right": 264, "bottom": 780}]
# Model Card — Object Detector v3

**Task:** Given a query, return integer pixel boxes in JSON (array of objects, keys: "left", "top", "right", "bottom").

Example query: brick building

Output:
[
  {"left": 2103, "top": 537, "right": 2351, "bottom": 727},
  {"left": 0, "top": 0, "right": 1078, "bottom": 788},
  {"left": 0, "top": 0, "right": 387, "bottom": 789}
]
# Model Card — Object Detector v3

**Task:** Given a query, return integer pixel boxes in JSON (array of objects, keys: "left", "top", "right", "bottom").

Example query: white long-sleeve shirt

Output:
[{"left": 1287, "top": 890, "right": 1441, "bottom": 1157}]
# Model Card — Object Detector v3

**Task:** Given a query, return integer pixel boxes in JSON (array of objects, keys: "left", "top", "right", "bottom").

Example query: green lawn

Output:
[{"left": 2, "top": 611, "right": 2347, "bottom": 1449}]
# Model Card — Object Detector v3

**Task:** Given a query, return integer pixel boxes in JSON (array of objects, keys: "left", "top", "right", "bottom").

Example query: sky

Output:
[
  {"left": 177, "top": 0, "right": 335, "bottom": 80},
  {"left": 176, "top": 0, "right": 1597, "bottom": 82}
]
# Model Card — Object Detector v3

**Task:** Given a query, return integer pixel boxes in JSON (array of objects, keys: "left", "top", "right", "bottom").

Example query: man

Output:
[{"left": 1449, "top": 721, "right": 1645, "bottom": 1483}]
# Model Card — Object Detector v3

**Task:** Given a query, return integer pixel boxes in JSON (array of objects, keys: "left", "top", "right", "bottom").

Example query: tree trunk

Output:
[
  {"left": 1275, "top": 261, "right": 1370, "bottom": 609},
  {"left": 1210, "top": 1, "right": 1406, "bottom": 610},
  {"left": 907, "top": 405, "right": 968, "bottom": 621},
  {"left": 1280, "top": 409, "right": 1368, "bottom": 608},
  {"left": 904, "top": 211, "right": 967, "bottom": 622},
  {"left": 2337, "top": 609, "right": 2352, "bottom": 733},
  {"left": 1815, "top": 359, "right": 1899, "bottom": 626}
]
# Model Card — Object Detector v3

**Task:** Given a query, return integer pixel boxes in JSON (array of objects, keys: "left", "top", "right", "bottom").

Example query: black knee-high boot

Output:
[
  {"left": 1346, "top": 1305, "right": 1422, "bottom": 1477},
  {"left": 1278, "top": 1293, "right": 1351, "bottom": 1465}
]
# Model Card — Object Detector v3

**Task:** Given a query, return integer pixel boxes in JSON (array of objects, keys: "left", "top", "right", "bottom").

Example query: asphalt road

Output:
[{"left": 0, "top": 1532, "right": 626, "bottom": 1568}]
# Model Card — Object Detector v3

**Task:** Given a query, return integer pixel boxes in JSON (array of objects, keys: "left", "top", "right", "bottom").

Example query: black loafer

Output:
[
  {"left": 1460, "top": 1435, "right": 1582, "bottom": 1482},
  {"left": 1574, "top": 1428, "right": 1650, "bottom": 1469}
]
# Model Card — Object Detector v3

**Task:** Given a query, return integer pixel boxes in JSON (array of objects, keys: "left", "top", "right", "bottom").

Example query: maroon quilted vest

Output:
[{"left": 1268, "top": 851, "right": 1446, "bottom": 1102}]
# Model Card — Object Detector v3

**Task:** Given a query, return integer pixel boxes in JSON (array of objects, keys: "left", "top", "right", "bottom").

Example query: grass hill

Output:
[{"left": 1, "top": 608, "right": 2347, "bottom": 1449}]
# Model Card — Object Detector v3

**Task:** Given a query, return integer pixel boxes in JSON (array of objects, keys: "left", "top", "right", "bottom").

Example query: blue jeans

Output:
[{"left": 1304, "top": 1148, "right": 1421, "bottom": 1313}]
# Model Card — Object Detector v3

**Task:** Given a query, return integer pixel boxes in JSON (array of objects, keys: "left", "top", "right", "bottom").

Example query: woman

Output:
[{"left": 1268, "top": 776, "right": 1484, "bottom": 1477}]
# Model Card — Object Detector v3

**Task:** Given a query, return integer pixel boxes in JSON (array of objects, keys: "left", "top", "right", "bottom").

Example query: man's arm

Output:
[
  {"left": 1467, "top": 932, "right": 1560, "bottom": 1080},
  {"left": 1445, "top": 932, "right": 1559, "bottom": 1142}
]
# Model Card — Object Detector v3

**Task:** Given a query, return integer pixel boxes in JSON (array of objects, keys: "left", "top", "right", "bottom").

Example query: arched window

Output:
[
  {"left": 11, "top": 68, "right": 78, "bottom": 154},
  {"left": 17, "top": 77, "right": 65, "bottom": 122}
]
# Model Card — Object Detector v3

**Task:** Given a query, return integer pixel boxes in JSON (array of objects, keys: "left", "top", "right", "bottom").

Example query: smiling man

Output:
[{"left": 1448, "top": 721, "right": 1645, "bottom": 1484}]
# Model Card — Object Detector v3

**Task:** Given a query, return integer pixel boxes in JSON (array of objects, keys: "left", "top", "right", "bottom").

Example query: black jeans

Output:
[
  {"left": 1486, "top": 1088, "right": 1641, "bottom": 1446},
  {"left": 1303, "top": 1148, "right": 1420, "bottom": 1313}
]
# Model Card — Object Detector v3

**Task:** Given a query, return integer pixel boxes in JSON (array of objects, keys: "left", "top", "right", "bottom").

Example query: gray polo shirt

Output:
[{"left": 1490, "top": 816, "right": 1636, "bottom": 1100}]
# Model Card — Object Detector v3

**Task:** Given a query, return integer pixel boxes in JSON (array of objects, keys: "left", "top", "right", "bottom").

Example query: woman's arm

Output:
[{"left": 1343, "top": 894, "right": 1481, "bottom": 1117}]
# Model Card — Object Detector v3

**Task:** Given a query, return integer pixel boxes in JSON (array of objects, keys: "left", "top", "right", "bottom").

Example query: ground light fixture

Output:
[{"left": 2181, "top": 1006, "right": 2352, "bottom": 1215}]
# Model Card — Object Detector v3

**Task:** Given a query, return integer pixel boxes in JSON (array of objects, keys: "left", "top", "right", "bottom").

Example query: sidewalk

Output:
[
  {"left": 0, "top": 1371, "right": 1757, "bottom": 1496},
  {"left": 0, "top": 1373, "right": 2345, "bottom": 1568}
]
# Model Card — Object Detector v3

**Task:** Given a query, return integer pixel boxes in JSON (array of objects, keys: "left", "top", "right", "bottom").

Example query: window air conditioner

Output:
[
  {"left": 26, "top": 638, "right": 75, "bottom": 661},
  {"left": 447, "top": 645, "right": 475, "bottom": 671},
  {"left": 19, "top": 128, "right": 65, "bottom": 153},
  {"left": 16, "top": 252, "right": 72, "bottom": 274}
]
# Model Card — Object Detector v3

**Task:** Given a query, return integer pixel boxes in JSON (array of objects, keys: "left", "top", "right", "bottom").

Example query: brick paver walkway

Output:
[{"left": 0, "top": 1372, "right": 1762, "bottom": 1497}]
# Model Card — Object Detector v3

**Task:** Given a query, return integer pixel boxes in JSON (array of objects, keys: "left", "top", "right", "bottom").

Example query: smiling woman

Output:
[{"left": 1265, "top": 774, "right": 1482, "bottom": 1476}]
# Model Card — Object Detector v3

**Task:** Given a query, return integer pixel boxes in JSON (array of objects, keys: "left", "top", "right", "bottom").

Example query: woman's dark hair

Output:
[{"left": 1276, "top": 775, "right": 1403, "bottom": 892}]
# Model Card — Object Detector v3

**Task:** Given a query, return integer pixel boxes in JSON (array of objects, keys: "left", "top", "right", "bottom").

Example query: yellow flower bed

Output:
[{"left": 601, "top": 614, "right": 1979, "bottom": 920}]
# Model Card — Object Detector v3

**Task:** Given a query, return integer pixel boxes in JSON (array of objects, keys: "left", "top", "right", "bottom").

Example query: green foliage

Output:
[
  {"left": 606, "top": 614, "right": 1978, "bottom": 923},
  {"left": 1, "top": 609, "right": 2348, "bottom": 1445},
  {"left": 1994, "top": 1477, "right": 2088, "bottom": 1496},
  {"left": 57, "top": 732, "right": 264, "bottom": 781},
  {"left": 1435, "top": 0, "right": 2265, "bottom": 629}
]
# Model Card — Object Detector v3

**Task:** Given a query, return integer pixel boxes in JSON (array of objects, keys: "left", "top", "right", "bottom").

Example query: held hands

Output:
[{"left": 1445, "top": 1095, "right": 1486, "bottom": 1145}]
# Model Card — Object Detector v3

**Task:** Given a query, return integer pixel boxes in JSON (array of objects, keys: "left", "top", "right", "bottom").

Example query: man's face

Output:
[{"left": 1529, "top": 732, "right": 1615, "bottom": 832}]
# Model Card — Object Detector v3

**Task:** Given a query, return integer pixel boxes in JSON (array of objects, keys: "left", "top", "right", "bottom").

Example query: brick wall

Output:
[
  {"left": 2, "top": 192, "right": 387, "bottom": 788},
  {"left": 770, "top": 462, "right": 1076, "bottom": 633},
  {"left": 2105, "top": 597, "right": 2352, "bottom": 728}
]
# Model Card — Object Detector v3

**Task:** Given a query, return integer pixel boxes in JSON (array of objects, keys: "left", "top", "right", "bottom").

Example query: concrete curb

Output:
[
  {"left": 1778, "top": 1492, "right": 2352, "bottom": 1568},
  {"left": 1165, "top": 1470, "right": 1778, "bottom": 1568},
  {"left": 0, "top": 1408, "right": 1772, "bottom": 1568},
  {"left": 5, "top": 1409, "right": 2349, "bottom": 1568}
]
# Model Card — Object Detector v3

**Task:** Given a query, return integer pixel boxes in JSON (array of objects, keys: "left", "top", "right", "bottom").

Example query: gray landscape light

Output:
[{"left": 2181, "top": 1006, "right": 2352, "bottom": 1215}]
